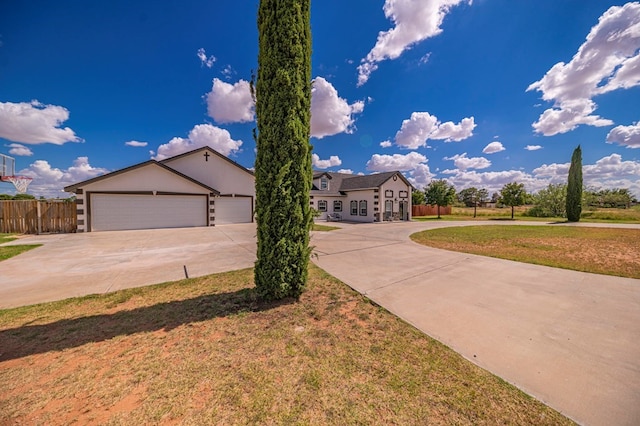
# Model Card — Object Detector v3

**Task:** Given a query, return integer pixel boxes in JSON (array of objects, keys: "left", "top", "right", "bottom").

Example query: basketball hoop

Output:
[{"left": 1, "top": 176, "right": 33, "bottom": 194}]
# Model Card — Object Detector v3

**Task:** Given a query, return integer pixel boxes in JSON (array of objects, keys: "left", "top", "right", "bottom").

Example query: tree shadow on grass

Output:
[{"left": 0, "top": 288, "right": 293, "bottom": 362}]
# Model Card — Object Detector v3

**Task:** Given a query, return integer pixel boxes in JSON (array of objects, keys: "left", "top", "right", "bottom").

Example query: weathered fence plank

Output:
[{"left": 0, "top": 200, "right": 77, "bottom": 234}]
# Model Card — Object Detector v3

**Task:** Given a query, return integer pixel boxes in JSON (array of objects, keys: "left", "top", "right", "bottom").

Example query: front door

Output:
[{"left": 399, "top": 201, "right": 407, "bottom": 221}]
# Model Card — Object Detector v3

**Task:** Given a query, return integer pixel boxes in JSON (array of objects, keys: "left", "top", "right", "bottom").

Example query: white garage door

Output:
[
  {"left": 91, "top": 194, "right": 207, "bottom": 231},
  {"left": 215, "top": 197, "right": 253, "bottom": 224}
]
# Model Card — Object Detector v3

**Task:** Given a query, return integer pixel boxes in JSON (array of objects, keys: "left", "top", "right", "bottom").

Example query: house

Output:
[
  {"left": 64, "top": 146, "right": 255, "bottom": 232},
  {"left": 310, "top": 171, "right": 412, "bottom": 223}
]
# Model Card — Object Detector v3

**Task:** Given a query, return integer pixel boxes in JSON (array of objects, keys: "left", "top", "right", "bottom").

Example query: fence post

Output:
[{"left": 36, "top": 200, "right": 42, "bottom": 235}]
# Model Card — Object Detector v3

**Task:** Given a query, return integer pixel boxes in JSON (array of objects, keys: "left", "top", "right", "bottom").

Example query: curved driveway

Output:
[
  {"left": 311, "top": 221, "right": 640, "bottom": 426},
  {"left": 1, "top": 220, "right": 639, "bottom": 425}
]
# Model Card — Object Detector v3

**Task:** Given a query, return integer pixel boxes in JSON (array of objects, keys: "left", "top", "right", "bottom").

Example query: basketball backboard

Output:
[{"left": 1, "top": 153, "right": 16, "bottom": 178}]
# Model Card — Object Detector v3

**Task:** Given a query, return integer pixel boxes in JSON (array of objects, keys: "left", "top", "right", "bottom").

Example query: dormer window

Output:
[{"left": 320, "top": 177, "right": 328, "bottom": 190}]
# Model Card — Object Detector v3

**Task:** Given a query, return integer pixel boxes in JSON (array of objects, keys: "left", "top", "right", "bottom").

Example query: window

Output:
[
  {"left": 320, "top": 177, "right": 328, "bottom": 190},
  {"left": 350, "top": 200, "right": 358, "bottom": 215},
  {"left": 318, "top": 200, "right": 327, "bottom": 212},
  {"left": 359, "top": 200, "right": 367, "bottom": 216},
  {"left": 385, "top": 190, "right": 393, "bottom": 198},
  {"left": 399, "top": 190, "right": 408, "bottom": 198},
  {"left": 333, "top": 200, "right": 342, "bottom": 212}
]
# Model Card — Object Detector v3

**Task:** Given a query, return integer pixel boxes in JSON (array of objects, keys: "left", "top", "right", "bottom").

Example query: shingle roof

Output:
[{"left": 311, "top": 170, "right": 412, "bottom": 195}]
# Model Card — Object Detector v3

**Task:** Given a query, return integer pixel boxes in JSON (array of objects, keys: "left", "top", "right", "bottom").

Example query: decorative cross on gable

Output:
[{"left": 204, "top": 151, "right": 210, "bottom": 162}]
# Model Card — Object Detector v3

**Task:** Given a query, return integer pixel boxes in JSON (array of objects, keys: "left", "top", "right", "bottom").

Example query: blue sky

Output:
[{"left": 1, "top": 0, "right": 639, "bottom": 198}]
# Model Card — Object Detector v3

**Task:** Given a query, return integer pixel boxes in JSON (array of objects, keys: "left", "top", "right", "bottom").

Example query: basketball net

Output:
[{"left": 1, "top": 176, "right": 33, "bottom": 194}]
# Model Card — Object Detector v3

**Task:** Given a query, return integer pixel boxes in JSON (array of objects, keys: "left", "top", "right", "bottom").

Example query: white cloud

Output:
[
  {"left": 444, "top": 153, "right": 491, "bottom": 171},
  {"left": 125, "top": 140, "right": 148, "bottom": 147},
  {"left": 443, "top": 169, "right": 546, "bottom": 195},
  {"left": 6, "top": 143, "right": 33, "bottom": 156},
  {"left": 17, "top": 157, "right": 109, "bottom": 198},
  {"left": 408, "top": 163, "right": 434, "bottom": 189},
  {"left": 206, "top": 78, "right": 254, "bottom": 124},
  {"left": 394, "top": 112, "right": 475, "bottom": 149},
  {"left": 311, "top": 77, "right": 364, "bottom": 139},
  {"left": 607, "top": 121, "right": 640, "bottom": 148},
  {"left": 366, "top": 152, "right": 427, "bottom": 172},
  {"left": 337, "top": 169, "right": 354, "bottom": 174},
  {"left": 525, "top": 145, "right": 543, "bottom": 151},
  {"left": 0, "top": 100, "right": 81, "bottom": 145},
  {"left": 380, "top": 140, "right": 392, "bottom": 148},
  {"left": 312, "top": 153, "right": 342, "bottom": 169},
  {"left": 527, "top": 3, "right": 640, "bottom": 136},
  {"left": 357, "top": 0, "right": 471, "bottom": 86},
  {"left": 197, "top": 48, "right": 216, "bottom": 68},
  {"left": 153, "top": 124, "right": 242, "bottom": 160},
  {"left": 482, "top": 141, "right": 505, "bottom": 154}
]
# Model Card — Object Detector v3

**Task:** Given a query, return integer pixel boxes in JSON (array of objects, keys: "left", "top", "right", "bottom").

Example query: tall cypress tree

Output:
[
  {"left": 254, "top": 0, "right": 312, "bottom": 300},
  {"left": 566, "top": 145, "right": 583, "bottom": 222}
]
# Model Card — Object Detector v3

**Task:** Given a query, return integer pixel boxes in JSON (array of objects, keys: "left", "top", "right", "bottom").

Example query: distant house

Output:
[
  {"left": 310, "top": 171, "right": 412, "bottom": 223},
  {"left": 64, "top": 146, "right": 255, "bottom": 232}
]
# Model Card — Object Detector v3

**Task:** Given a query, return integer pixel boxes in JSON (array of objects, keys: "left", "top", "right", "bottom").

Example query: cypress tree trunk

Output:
[
  {"left": 566, "top": 145, "right": 583, "bottom": 222},
  {"left": 254, "top": 0, "right": 312, "bottom": 300}
]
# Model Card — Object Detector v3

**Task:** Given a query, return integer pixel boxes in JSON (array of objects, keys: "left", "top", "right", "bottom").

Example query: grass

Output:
[
  {"left": 413, "top": 206, "right": 640, "bottom": 223},
  {"left": 312, "top": 223, "right": 341, "bottom": 231},
  {"left": 0, "top": 265, "right": 573, "bottom": 425},
  {"left": 0, "top": 233, "right": 41, "bottom": 261},
  {"left": 411, "top": 225, "right": 640, "bottom": 279}
]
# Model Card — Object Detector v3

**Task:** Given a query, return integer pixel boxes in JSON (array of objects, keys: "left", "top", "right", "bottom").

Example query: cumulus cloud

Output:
[
  {"left": 607, "top": 121, "right": 640, "bottom": 148},
  {"left": 525, "top": 145, "right": 543, "bottom": 151},
  {"left": 380, "top": 140, "right": 392, "bottom": 148},
  {"left": 17, "top": 157, "right": 109, "bottom": 198},
  {"left": 125, "top": 140, "right": 148, "bottom": 147},
  {"left": 153, "top": 124, "right": 242, "bottom": 160},
  {"left": 0, "top": 100, "right": 81, "bottom": 145},
  {"left": 312, "top": 153, "right": 342, "bottom": 169},
  {"left": 394, "top": 112, "right": 475, "bottom": 149},
  {"left": 311, "top": 77, "right": 364, "bottom": 139},
  {"left": 408, "top": 163, "right": 434, "bottom": 189},
  {"left": 357, "top": 0, "right": 471, "bottom": 86},
  {"left": 443, "top": 169, "right": 546, "bottom": 196},
  {"left": 444, "top": 153, "right": 491, "bottom": 171},
  {"left": 206, "top": 78, "right": 254, "bottom": 124},
  {"left": 527, "top": 3, "right": 640, "bottom": 136},
  {"left": 482, "top": 141, "right": 505, "bottom": 154},
  {"left": 366, "top": 152, "right": 427, "bottom": 172},
  {"left": 337, "top": 169, "right": 354, "bottom": 174},
  {"left": 197, "top": 48, "right": 216, "bottom": 68},
  {"left": 6, "top": 143, "right": 33, "bottom": 156}
]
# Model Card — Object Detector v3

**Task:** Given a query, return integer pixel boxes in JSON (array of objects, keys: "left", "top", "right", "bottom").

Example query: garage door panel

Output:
[
  {"left": 91, "top": 194, "right": 207, "bottom": 231},
  {"left": 215, "top": 197, "right": 252, "bottom": 224}
]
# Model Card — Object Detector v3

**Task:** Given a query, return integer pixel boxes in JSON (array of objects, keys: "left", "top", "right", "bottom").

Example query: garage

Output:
[
  {"left": 215, "top": 197, "right": 253, "bottom": 224},
  {"left": 90, "top": 193, "right": 208, "bottom": 231}
]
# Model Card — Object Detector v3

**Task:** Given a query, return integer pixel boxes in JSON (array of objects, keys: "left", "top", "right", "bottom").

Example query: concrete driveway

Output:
[
  {"left": 0, "top": 224, "right": 257, "bottom": 309},
  {"left": 311, "top": 221, "right": 640, "bottom": 426}
]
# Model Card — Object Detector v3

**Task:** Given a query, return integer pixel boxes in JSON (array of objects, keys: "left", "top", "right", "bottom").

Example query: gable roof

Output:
[
  {"left": 161, "top": 146, "right": 254, "bottom": 176},
  {"left": 311, "top": 170, "right": 412, "bottom": 195},
  {"left": 63, "top": 160, "right": 219, "bottom": 194}
]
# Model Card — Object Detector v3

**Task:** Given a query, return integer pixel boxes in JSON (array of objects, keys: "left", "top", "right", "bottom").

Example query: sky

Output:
[{"left": 1, "top": 0, "right": 639, "bottom": 198}]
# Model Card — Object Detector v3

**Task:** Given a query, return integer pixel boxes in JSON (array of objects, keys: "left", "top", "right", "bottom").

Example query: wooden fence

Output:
[
  {"left": 412, "top": 204, "right": 452, "bottom": 217},
  {"left": 0, "top": 200, "right": 77, "bottom": 234}
]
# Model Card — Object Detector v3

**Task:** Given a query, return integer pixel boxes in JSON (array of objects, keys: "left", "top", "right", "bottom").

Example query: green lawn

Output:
[
  {"left": 411, "top": 225, "right": 640, "bottom": 278},
  {"left": 0, "top": 233, "right": 40, "bottom": 261},
  {"left": 312, "top": 223, "right": 340, "bottom": 231}
]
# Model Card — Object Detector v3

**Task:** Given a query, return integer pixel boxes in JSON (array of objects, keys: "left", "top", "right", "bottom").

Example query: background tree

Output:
[
  {"left": 566, "top": 145, "right": 583, "bottom": 222},
  {"left": 526, "top": 183, "right": 567, "bottom": 217},
  {"left": 499, "top": 182, "right": 527, "bottom": 219},
  {"left": 458, "top": 187, "right": 489, "bottom": 217},
  {"left": 411, "top": 189, "right": 425, "bottom": 205},
  {"left": 254, "top": 0, "right": 312, "bottom": 301},
  {"left": 424, "top": 179, "right": 456, "bottom": 219}
]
